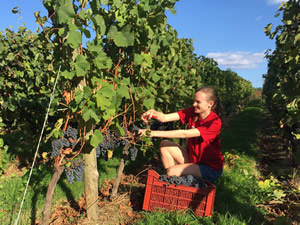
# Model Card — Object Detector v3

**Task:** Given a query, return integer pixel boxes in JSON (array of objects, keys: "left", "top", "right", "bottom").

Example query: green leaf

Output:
[
  {"left": 82, "top": 28, "right": 91, "bottom": 38},
  {"left": 150, "top": 44, "right": 159, "bottom": 56},
  {"left": 101, "top": 0, "right": 108, "bottom": 5},
  {"left": 83, "top": 86, "right": 92, "bottom": 99},
  {"left": 78, "top": 10, "right": 86, "bottom": 20},
  {"left": 107, "top": 26, "right": 118, "bottom": 40},
  {"left": 114, "top": 25, "right": 135, "bottom": 47},
  {"left": 61, "top": 70, "right": 75, "bottom": 79},
  {"left": 169, "top": 8, "right": 177, "bottom": 15},
  {"left": 151, "top": 72, "right": 160, "bottom": 82},
  {"left": 116, "top": 122, "right": 125, "bottom": 136},
  {"left": 294, "top": 33, "right": 300, "bottom": 44},
  {"left": 114, "top": 0, "right": 123, "bottom": 8},
  {"left": 66, "top": 30, "right": 82, "bottom": 48},
  {"left": 134, "top": 53, "right": 152, "bottom": 67},
  {"left": 90, "top": 130, "right": 103, "bottom": 147},
  {"left": 264, "top": 23, "right": 273, "bottom": 35},
  {"left": 82, "top": 107, "right": 91, "bottom": 121},
  {"left": 57, "top": 0, "right": 75, "bottom": 23},
  {"left": 75, "top": 55, "right": 90, "bottom": 76},
  {"left": 81, "top": 107, "right": 99, "bottom": 122},
  {"left": 274, "top": 12, "right": 280, "bottom": 18},
  {"left": 143, "top": 98, "right": 155, "bottom": 109},
  {"left": 93, "top": 15, "right": 106, "bottom": 36},
  {"left": 12, "top": 6, "right": 20, "bottom": 14},
  {"left": 94, "top": 52, "right": 112, "bottom": 69},
  {"left": 90, "top": 108, "right": 100, "bottom": 122},
  {"left": 117, "top": 85, "right": 130, "bottom": 99},
  {"left": 103, "top": 106, "right": 116, "bottom": 119},
  {"left": 100, "top": 82, "right": 114, "bottom": 97},
  {"left": 143, "top": 53, "right": 152, "bottom": 66},
  {"left": 134, "top": 53, "right": 143, "bottom": 65},
  {"left": 111, "top": 92, "right": 122, "bottom": 109},
  {"left": 74, "top": 88, "right": 83, "bottom": 104},
  {"left": 0, "top": 138, "right": 4, "bottom": 148},
  {"left": 95, "top": 91, "right": 111, "bottom": 110}
]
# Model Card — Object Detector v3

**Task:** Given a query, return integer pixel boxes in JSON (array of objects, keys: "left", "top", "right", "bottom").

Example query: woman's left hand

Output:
[{"left": 138, "top": 129, "right": 149, "bottom": 137}]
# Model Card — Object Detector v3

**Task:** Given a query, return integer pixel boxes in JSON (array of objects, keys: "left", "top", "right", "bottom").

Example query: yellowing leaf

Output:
[
  {"left": 294, "top": 33, "right": 300, "bottom": 44},
  {"left": 42, "top": 152, "right": 48, "bottom": 159},
  {"left": 107, "top": 150, "right": 113, "bottom": 159}
]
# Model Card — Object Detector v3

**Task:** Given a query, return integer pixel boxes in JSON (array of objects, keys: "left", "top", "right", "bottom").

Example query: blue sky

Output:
[{"left": 0, "top": 0, "right": 287, "bottom": 87}]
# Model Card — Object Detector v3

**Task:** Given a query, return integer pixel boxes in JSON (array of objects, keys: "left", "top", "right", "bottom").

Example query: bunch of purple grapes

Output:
[
  {"left": 159, "top": 174, "right": 207, "bottom": 188},
  {"left": 65, "top": 160, "right": 85, "bottom": 184},
  {"left": 64, "top": 127, "right": 78, "bottom": 147},
  {"left": 96, "top": 132, "right": 115, "bottom": 160},
  {"left": 51, "top": 127, "right": 78, "bottom": 158},
  {"left": 114, "top": 127, "right": 130, "bottom": 147},
  {"left": 130, "top": 147, "right": 138, "bottom": 161},
  {"left": 128, "top": 122, "right": 142, "bottom": 134},
  {"left": 150, "top": 122, "right": 173, "bottom": 131}
]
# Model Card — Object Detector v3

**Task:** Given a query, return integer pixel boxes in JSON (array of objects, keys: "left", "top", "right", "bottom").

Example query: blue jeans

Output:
[{"left": 198, "top": 164, "right": 223, "bottom": 184}]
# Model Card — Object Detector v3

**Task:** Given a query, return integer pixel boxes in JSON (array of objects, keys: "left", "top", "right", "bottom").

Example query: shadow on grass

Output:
[
  {"left": 213, "top": 103, "right": 266, "bottom": 224},
  {"left": 28, "top": 165, "right": 81, "bottom": 224},
  {"left": 221, "top": 106, "right": 263, "bottom": 158},
  {"left": 214, "top": 176, "right": 265, "bottom": 225}
]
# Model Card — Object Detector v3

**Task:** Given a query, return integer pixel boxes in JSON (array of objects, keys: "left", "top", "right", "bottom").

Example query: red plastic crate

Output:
[{"left": 142, "top": 170, "right": 216, "bottom": 216}]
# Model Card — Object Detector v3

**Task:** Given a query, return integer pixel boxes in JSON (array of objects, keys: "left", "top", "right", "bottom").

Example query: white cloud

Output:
[
  {"left": 206, "top": 51, "right": 266, "bottom": 69},
  {"left": 256, "top": 16, "right": 263, "bottom": 21},
  {"left": 267, "top": 0, "right": 288, "bottom": 5}
]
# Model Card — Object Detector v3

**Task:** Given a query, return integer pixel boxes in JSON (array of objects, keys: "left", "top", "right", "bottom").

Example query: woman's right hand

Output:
[{"left": 141, "top": 110, "right": 163, "bottom": 124}]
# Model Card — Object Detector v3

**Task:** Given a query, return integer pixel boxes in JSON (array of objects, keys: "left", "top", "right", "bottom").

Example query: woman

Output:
[{"left": 139, "top": 87, "right": 224, "bottom": 183}]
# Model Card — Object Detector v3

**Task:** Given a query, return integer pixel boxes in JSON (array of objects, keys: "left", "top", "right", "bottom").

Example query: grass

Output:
[
  {"left": 134, "top": 210, "right": 214, "bottom": 225},
  {"left": 0, "top": 100, "right": 271, "bottom": 225}
]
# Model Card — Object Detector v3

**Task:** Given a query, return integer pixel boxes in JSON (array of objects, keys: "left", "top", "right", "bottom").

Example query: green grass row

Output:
[{"left": 0, "top": 99, "right": 275, "bottom": 225}]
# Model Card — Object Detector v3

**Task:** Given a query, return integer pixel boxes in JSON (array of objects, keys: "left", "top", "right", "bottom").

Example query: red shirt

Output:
[{"left": 177, "top": 107, "right": 224, "bottom": 171}]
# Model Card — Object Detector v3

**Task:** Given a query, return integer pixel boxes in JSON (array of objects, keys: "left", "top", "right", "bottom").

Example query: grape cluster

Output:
[
  {"left": 128, "top": 122, "right": 142, "bottom": 134},
  {"left": 65, "top": 160, "right": 85, "bottom": 184},
  {"left": 114, "top": 127, "right": 130, "bottom": 147},
  {"left": 115, "top": 138, "right": 129, "bottom": 147},
  {"left": 64, "top": 127, "right": 78, "bottom": 147},
  {"left": 65, "top": 167, "right": 74, "bottom": 184},
  {"left": 96, "top": 132, "right": 115, "bottom": 160},
  {"left": 150, "top": 122, "right": 173, "bottom": 131},
  {"left": 130, "top": 147, "right": 138, "bottom": 161},
  {"left": 51, "top": 127, "right": 78, "bottom": 158},
  {"left": 51, "top": 139, "right": 63, "bottom": 158},
  {"left": 159, "top": 174, "right": 207, "bottom": 188},
  {"left": 64, "top": 127, "right": 78, "bottom": 140},
  {"left": 73, "top": 160, "right": 85, "bottom": 182}
]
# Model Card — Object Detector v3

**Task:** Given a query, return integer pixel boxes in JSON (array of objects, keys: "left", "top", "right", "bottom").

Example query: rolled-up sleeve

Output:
[{"left": 177, "top": 107, "right": 194, "bottom": 125}]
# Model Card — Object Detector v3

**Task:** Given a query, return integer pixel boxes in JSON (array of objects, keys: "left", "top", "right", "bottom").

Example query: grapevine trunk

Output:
[{"left": 41, "top": 164, "right": 65, "bottom": 225}]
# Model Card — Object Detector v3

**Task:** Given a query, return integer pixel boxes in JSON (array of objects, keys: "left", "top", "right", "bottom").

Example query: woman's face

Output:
[{"left": 193, "top": 91, "right": 214, "bottom": 115}]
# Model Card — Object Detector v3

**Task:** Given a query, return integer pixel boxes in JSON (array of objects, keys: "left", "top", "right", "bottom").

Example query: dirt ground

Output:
[
  {"left": 257, "top": 112, "right": 300, "bottom": 224},
  {"left": 47, "top": 159, "right": 163, "bottom": 225}
]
